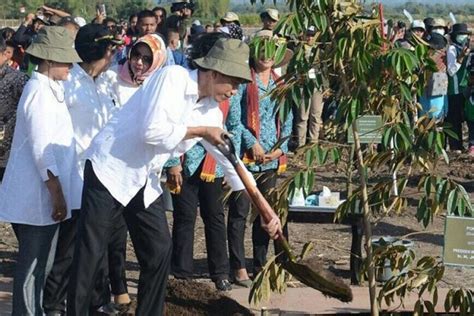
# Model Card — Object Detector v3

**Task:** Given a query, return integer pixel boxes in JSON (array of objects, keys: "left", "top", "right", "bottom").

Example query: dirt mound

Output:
[{"left": 165, "top": 279, "right": 252, "bottom": 316}]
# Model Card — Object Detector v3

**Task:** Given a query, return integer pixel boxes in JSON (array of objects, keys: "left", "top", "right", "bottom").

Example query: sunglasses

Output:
[{"left": 130, "top": 52, "right": 153, "bottom": 65}]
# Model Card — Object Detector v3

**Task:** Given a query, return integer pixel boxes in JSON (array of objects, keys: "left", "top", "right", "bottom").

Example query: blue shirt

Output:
[
  {"left": 165, "top": 142, "right": 225, "bottom": 178},
  {"left": 227, "top": 74, "right": 293, "bottom": 172}
]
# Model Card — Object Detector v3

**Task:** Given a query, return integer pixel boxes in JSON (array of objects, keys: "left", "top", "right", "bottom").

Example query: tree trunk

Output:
[{"left": 351, "top": 122, "right": 379, "bottom": 316}]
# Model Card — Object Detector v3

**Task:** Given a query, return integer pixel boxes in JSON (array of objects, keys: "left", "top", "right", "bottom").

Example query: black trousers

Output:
[
  {"left": 44, "top": 210, "right": 129, "bottom": 312},
  {"left": 447, "top": 93, "right": 466, "bottom": 150},
  {"left": 171, "top": 172, "right": 229, "bottom": 282},
  {"left": 43, "top": 210, "right": 109, "bottom": 314},
  {"left": 227, "top": 170, "right": 288, "bottom": 271},
  {"left": 43, "top": 211, "right": 126, "bottom": 313},
  {"left": 67, "top": 160, "right": 172, "bottom": 316},
  {"left": 106, "top": 215, "right": 129, "bottom": 296}
]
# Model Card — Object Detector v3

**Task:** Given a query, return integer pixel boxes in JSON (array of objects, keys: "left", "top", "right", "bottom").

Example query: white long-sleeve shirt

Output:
[
  {"left": 96, "top": 64, "right": 138, "bottom": 107},
  {"left": 63, "top": 63, "right": 118, "bottom": 178},
  {"left": 85, "top": 65, "right": 251, "bottom": 208},
  {"left": 0, "top": 72, "right": 82, "bottom": 225},
  {"left": 447, "top": 44, "right": 462, "bottom": 77}
]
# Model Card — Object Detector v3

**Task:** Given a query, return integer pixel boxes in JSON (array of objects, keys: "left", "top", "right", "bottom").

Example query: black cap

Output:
[
  {"left": 425, "top": 33, "right": 447, "bottom": 50},
  {"left": 451, "top": 23, "right": 472, "bottom": 35},
  {"left": 424, "top": 17, "right": 434, "bottom": 28},
  {"left": 75, "top": 24, "right": 122, "bottom": 48},
  {"left": 190, "top": 24, "right": 205, "bottom": 35},
  {"left": 171, "top": 0, "right": 194, "bottom": 12},
  {"left": 306, "top": 25, "right": 316, "bottom": 36},
  {"left": 34, "top": 15, "right": 50, "bottom": 26}
]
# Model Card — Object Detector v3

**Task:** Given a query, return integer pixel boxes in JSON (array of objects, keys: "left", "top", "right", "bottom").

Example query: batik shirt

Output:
[
  {"left": 165, "top": 142, "right": 225, "bottom": 178},
  {"left": 0, "top": 65, "right": 29, "bottom": 168},
  {"left": 228, "top": 75, "right": 293, "bottom": 173},
  {"left": 164, "top": 113, "right": 243, "bottom": 179}
]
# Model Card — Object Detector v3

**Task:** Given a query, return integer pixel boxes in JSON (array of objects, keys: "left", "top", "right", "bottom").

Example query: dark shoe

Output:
[
  {"left": 94, "top": 302, "right": 120, "bottom": 315},
  {"left": 215, "top": 279, "right": 232, "bottom": 291},
  {"left": 233, "top": 278, "right": 253, "bottom": 288}
]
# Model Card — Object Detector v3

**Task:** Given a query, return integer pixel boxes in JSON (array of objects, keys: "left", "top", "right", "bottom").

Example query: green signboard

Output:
[
  {"left": 443, "top": 216, "right": 474, "bottom": 267},
  {"left": 347, "top": 115, "right": 383, "bottom": 144}
]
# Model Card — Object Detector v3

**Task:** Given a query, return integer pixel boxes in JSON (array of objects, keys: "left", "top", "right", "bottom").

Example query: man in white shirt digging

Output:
[{"left": 67, "top": 37, "right": 282, "bottom": 315}]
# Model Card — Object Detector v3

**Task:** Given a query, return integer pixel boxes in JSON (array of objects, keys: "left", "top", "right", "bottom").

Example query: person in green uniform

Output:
[{"left": 447, "top": 23, "right": 471, "bottom": 152}]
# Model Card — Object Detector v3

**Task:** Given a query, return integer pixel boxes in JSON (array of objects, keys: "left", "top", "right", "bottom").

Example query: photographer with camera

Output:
[
  {"left": 165, "top": 0, "right": 195, "bottom": 47},
  {"left": 390, "top": 20, "right": 406, "bottom": 44},
  {"left": 447, "top": 23, "right": 471, "bottom": 153}
]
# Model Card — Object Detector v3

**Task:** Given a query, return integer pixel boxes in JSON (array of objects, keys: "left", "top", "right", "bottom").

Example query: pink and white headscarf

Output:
[{"left": 119, "top": 34, "right": 167, "bottom": 86}]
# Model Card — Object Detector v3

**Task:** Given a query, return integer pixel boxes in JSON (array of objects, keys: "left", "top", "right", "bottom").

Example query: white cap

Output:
[
  {"left": 410, "top": 20, "right": 425, "bottom": 31},
  {"left": 74, "top": 16, "right": 87, "bottom": 27},
  {"left": 192, "top": 20, "right": 201, "bottom": 26}
]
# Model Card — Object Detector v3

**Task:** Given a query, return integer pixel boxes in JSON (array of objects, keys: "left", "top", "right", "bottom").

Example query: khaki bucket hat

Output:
[
  {"left": 432, "top": 18, "right": 446, "bottom": 28},
  {"left": 193, "top": 38, "right": 252, "bottom": 82},
  {"left": 26, "top": 26, "right": 82, "bottom": 63},
  {"left": 260, "top": 8, "right": 279, "bottom": 22},
  {"left": 221, "top": 12, "right": 240, "bottom": 26}
]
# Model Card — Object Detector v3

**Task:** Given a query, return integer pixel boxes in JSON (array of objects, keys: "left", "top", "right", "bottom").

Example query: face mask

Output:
[
  {"left": 456, "top": 34, "right": 469, "bottom": 45},
  {"left": 432, "top": 28, "right": 445, "bottom": 36}
]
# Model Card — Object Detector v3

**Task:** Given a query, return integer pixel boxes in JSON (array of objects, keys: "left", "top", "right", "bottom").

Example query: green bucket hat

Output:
[
  {"left": 193, "top": 38, "right": 252, "bottom": 82},
  {"left": 26, "top": 26, "right": 82, "bottom": 64}
]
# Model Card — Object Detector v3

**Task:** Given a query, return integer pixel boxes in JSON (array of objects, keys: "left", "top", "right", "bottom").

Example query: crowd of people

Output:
[
  {"left": 0, "top": 1, "right": 288, "bottom": 315},
  {"left": 390, "top": 17, "right": 473, "bottom": 154},
  {"left": 0, "top": 1, "right": 473, "bottom": 315}
]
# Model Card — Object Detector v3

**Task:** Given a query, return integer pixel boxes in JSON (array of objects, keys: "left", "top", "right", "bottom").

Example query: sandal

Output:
[{"left": 233, "top": 278, "right": 253, "bottom": 288}]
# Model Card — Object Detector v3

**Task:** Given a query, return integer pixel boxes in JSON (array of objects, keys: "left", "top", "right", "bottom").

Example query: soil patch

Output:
[{"left": 165, "top": 279, "right": 252, "bottom": 316}]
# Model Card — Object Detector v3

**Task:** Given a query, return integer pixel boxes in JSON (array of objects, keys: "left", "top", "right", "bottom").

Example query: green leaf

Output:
[
  {"left": 457, "top": 196, "right": 466, "bottom": 217},
  {"left": 400, "top": 82, "right": 412, "bottom": 102},
  {"left": 433, "top": 286, "right": 439, "bottom": 306},
  {"left": 445, "top": 289, "right": 454, "bottom": 312},
  {"left": 331, "top": 148, "right": 341, "bottom": 164},
  {"left": 414, "top": 299, "right": 423, "bottom": 315},
  {"left": 435, "top": 179, "right": 448, "bottom": 205},
  {"left": 275, "top": 42, "right": 288, "bottom": 67},
  {"left": 447, "top": 190, "right": 458, "bottom": 215},
  {"left": 294, "top": 172, "right": 301, "bottom": 188},
  {"left": 424, "top": 300, "right": 436, "bottom": 315},
  {"left": 443, "top": 126, "right": 459, "bottom": 140},
  {"left": 427, "top": 131, "right": 435, "bottom": 148},
  {"left": 300, "top": 241, "right": 314, "bottom": 259},
  {"left": 417, "top": 197, "right": 427, "bottom": 223},
  {"left": 305, "top": 148, "right": 313, "bottom": 166},
  {"left": 435, "top": 132, "right": 444, "bottom": 153},
  {"left": 424, "top": 176, "right": 432, "bottom": 197}
]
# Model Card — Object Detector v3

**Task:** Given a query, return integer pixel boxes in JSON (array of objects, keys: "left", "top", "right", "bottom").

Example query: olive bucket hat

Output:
[
  {"left": 193, "top": 38, "right": 252, "bottom": 82},
  {"left": 26, "top": 26, "right": 82, "bottom": 63}
]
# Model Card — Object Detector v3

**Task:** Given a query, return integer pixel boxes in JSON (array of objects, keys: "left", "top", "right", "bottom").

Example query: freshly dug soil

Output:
[{"left": 165, "top": 279, "right": 252, "bottom": 316}]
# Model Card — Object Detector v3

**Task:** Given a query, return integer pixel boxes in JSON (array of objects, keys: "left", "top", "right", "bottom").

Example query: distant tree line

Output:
[
  {"left": 377, "top": 2, "right": 474, "bottom": 24},
  {"left": 0, "top": 0, "right": 154, "bottom": 21},
  {"left": 1, "top": 1, "right": 472, "bottom": 26},
  {"left": 0, "top": 0, "right": 230, "bottom": 24}
]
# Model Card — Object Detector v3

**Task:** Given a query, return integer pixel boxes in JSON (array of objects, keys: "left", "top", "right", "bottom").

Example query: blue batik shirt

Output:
[
  {"left": 164, "top": 110, "right": 243, "bottom": 178},
  {"left": 227, "top": 74, "right": 293, "bottom": 173}
]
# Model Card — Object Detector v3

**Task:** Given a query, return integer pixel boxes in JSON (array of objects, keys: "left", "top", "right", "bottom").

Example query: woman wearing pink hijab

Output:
[{"left": 98, "top": 33, "right": 167, "bottom": 106}]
